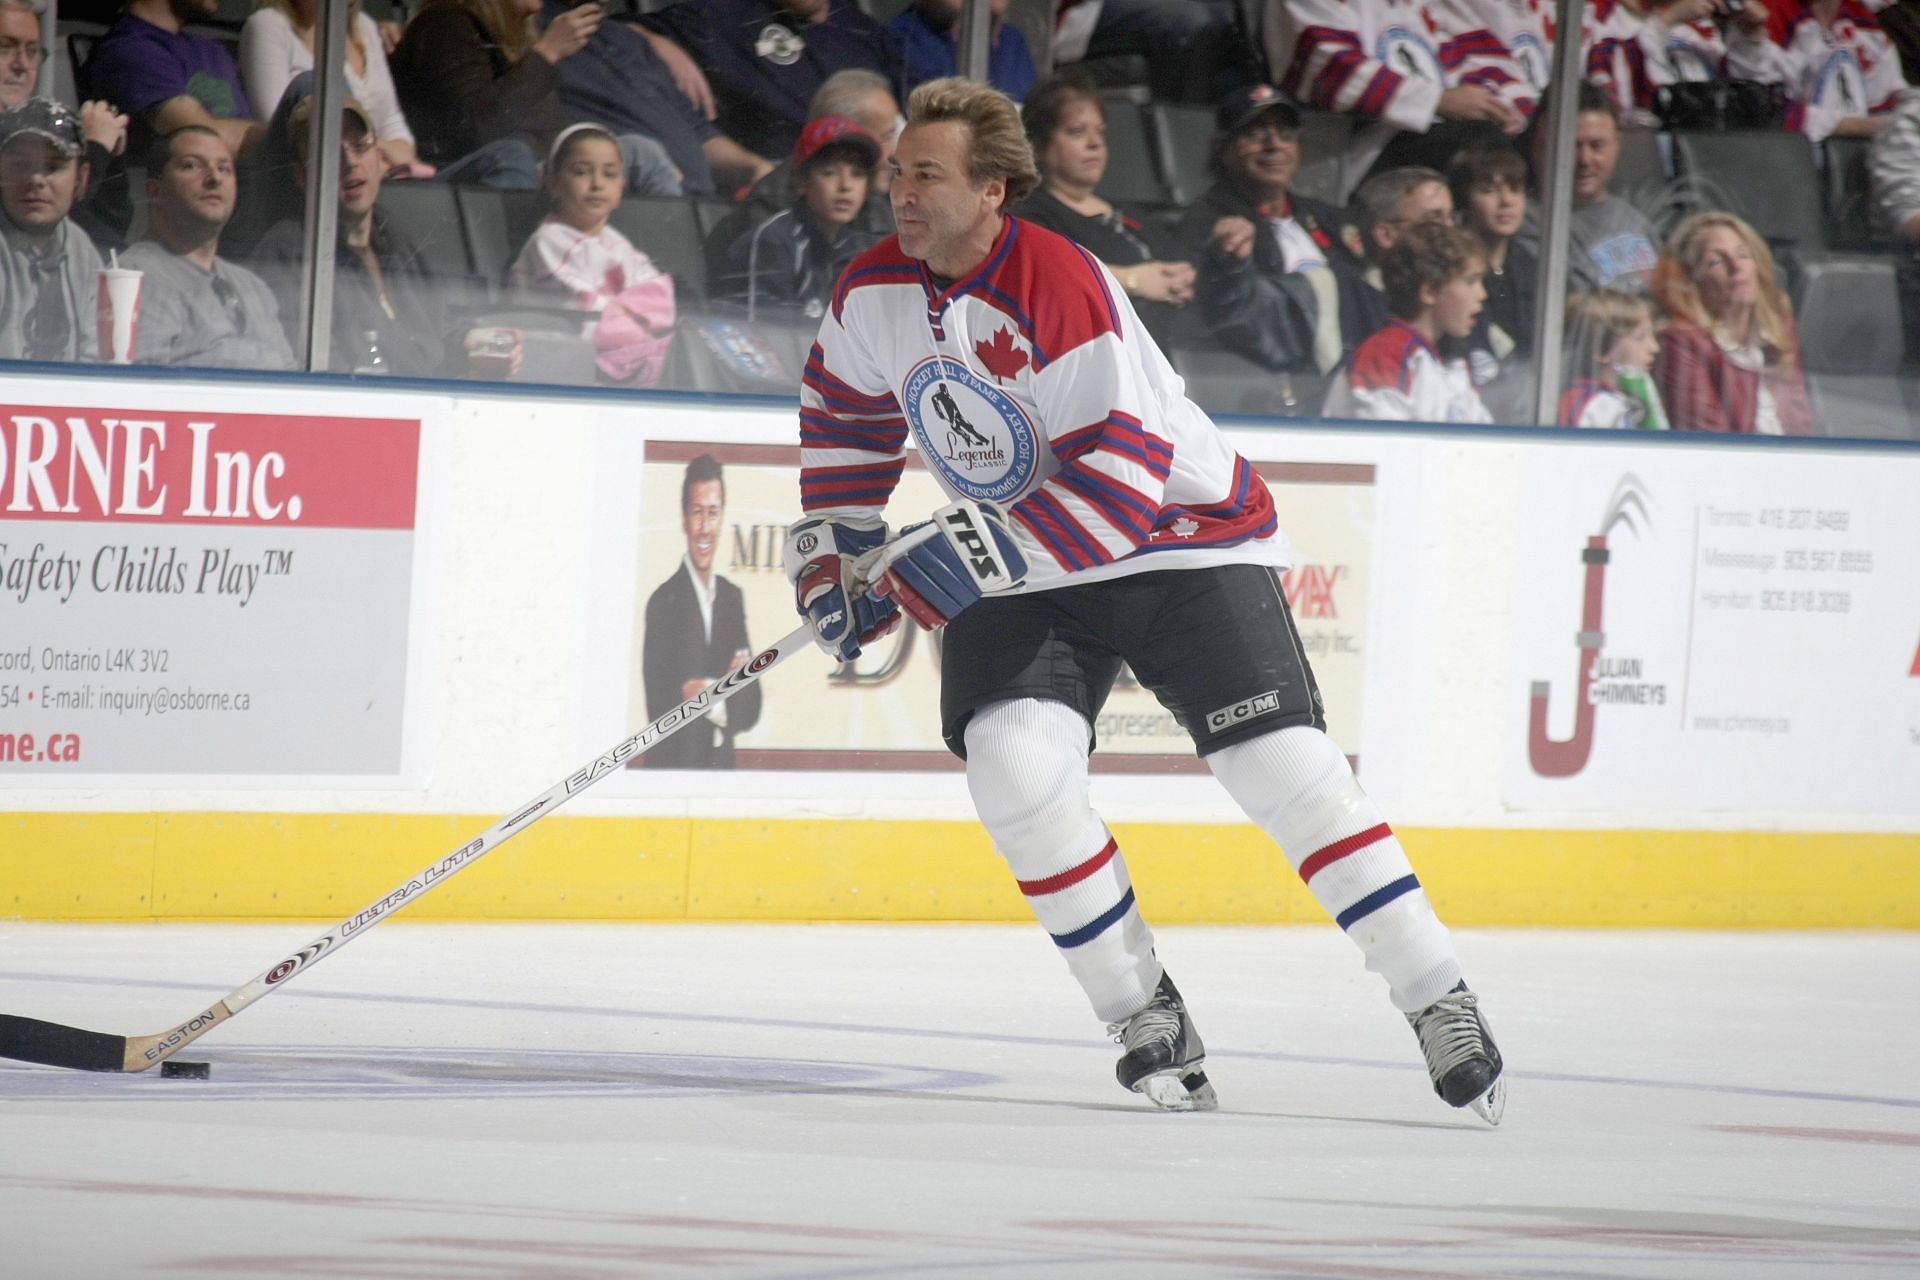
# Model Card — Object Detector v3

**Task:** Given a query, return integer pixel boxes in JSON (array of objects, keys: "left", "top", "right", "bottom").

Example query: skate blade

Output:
[
  {"left": 1135, "top": 1068, "right": 1218, "bottom": 1113},
  {"left": 1469, "top": 1076, "right": 1506, "bottom": 1126}
]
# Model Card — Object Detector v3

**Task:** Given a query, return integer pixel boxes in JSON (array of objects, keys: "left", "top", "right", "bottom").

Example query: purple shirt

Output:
[{"left": 90, "top": 15, "right": 254, "bottom": 122}]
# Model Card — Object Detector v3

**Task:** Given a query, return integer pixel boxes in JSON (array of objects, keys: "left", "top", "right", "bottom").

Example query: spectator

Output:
[
  {"left": 239, "top": 0, "right": 429, "bottom": 177},
  {"left": 1750, "top": 0, "right": 1908, "bottom": 141},
  {"left": 0, "top": 100, "right": 103, "bottom": 362},
  {"left": 252, "top": 97, "right": 455, "bottom": 374},
  {"left": 1653, "top": 210, "right": 1812, "bottom": 434},
  {"left": 636, "top": 0, "right": 903, "bottom": 162},
  {"left": 86, "top": 0, "right": 267, "bottom": 163},
  {"left": 122, "top": 127, "right": 296, "bottom": 369},
  {"left": 1869, "top": 84, "right": 1920, "bottom": 361},
  {"left": 1173, "top": 85, "right": 1371, "bottom": 384},
  {"left": 1325, "top": 220, "right": 1491, "bottom": 422},
  {"left": 1053, "top": 0, "right": 1254, "bottom": 104},
  {"left": 1559, "top": 288, "right": 1670, "bottom": 427},
  {"left": 538, "top": 0, "right": 773, "bottom": 198},
  {"left": 891, "top": 0, "right": 1036, "bottom": 102},
  {"left": 1016, "top": 74, "right": 1194, "bottom": 348},
  {"left": 1267, "top": 0, "right": 1526, "bottom": 187},
  {"left": 1515, "top": 81, "right": 1660, "bottom": 294},
  {"left": 724, "top": 115, "right": 882, "bottom": 318},
  {"left": 509, "top": 124, "right": 676, "bottom": 386},
  {"left": 391, "top": 0, "right": 679, "bottom": 192},
  {"left": 1348, "top": 164, "right": 1453, "bottom": 336},
  {"left": 1448, "top": 143, "right": 1534, "bottom": 407},
  {"left": 0, "top": 0, "right": 131, "bottom": 247}
]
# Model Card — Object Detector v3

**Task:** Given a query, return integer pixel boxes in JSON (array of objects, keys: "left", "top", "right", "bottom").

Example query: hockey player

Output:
[{"left": 782, "top": 77, "right": 1505, "bottom": 1122}]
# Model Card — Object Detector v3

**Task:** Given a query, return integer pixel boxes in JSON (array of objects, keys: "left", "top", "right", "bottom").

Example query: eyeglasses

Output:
[
  {"left": 0, "top": 41, "right": 48, "bottom": 64},
  {"left": 342, "top": 134, "right": 377, "bottom": 158},
  {"left": 209, "top": 270, "right": 248, "bottom": 336}
]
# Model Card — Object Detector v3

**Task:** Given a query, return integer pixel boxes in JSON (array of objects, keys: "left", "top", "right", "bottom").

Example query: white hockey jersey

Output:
[
  {"left": 1442, "top": 0, "right": 1546, "bottom": 116},
  {"left": 800, "top": 217, "right": 1290, "bottom": 591},
  {"left": 1752, "top": 1, "right": 1908, "bottom": 143},
  {"left": 1324, "top": 319, "right": 1492, "bottom": 423}
]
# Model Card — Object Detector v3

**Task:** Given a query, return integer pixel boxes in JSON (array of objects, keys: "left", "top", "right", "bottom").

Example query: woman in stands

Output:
[
  {"left": 1653, "top": 211, "right": 1812, "bottom": 434},
  {"left": 1012, "top": 73, "right": 1195, "bottom": 347},
  {"left": 510, "top": 123, "right": 675, "bottom": 387},
  {"left": 240, "top": 0, "right": 430, "bottom": 177}
]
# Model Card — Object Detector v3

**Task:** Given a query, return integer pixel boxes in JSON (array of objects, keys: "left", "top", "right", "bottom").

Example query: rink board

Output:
[
  {"left": 3, "top": 375, "right": 1918, "bottom": 927},
  {"left": 5, "top": 812, "right": 1918, "bottom": 927}
]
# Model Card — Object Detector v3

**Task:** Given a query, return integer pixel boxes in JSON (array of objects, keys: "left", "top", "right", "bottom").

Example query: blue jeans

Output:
[{"left": 437, "top": 138, "right": 543, "bottom": 190}]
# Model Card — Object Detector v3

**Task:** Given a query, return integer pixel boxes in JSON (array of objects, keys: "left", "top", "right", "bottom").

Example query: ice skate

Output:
[
  {"left": 1109, "top": 973, "right": 1218, "bottom": 1112},
  {"left": 1406, "top": 981, "right": 1505, "bottom": 1125}
]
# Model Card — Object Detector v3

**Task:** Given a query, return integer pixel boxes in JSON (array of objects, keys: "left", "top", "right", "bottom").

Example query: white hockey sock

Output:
[
  {"left": 966, "top": 698, "right": 1161, "bottom": 1023},
  {"left": 1208, "top": 725, "right": 1460, "bottom": 1012}
]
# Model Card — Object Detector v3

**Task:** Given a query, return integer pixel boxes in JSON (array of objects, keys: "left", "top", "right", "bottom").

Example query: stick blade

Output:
[{"left": 0, "top": 1015, "right": 131, "bottom": 1071}]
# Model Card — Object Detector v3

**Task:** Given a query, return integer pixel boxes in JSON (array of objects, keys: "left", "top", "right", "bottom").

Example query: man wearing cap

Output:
[
  {"left": 722, "top": 113, "right": 882, "bottom": 315},
  {"left": 121, "top": 126, "right": 294, "bottom": 369},
  {"left": 0, "top": 99, "right": 103, "bottom": 362},
  {"left": 252, "top": 96, "right": 449, "bottom": 375},
  {"left": 1174, "top": 85, "right": 1372, "bottom": 399}
]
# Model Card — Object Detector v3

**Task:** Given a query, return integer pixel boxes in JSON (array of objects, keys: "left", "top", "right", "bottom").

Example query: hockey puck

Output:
[{"left": 160, "top": 1060, "right": 211, "bottom": 1080}]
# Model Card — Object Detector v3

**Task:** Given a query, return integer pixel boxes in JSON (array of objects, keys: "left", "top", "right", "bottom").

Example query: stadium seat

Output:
[
  {"left": 1098, "top": 95, "right": 1175, "bottom": 207},
  {"left": 379, "top": 181, "right": 490, "bottom": 311},
  {"left": 612, "top": 196, "right": 712, "bottom": 303},
  {"left": 1149, "top": 102, "right": 1215, "bottom": 207},
  {"left": 1805, "top": 374, "right": 1920, "bottom": 439},
  {"left": 1669, "top": 129, "right": 1829, "bottom": 255},
  {"left": 1794, "top": 255, "right": 1903, "bottom": 375},
  {"left": 1821, "top": 136, "right": 1877, "bottom": 252},
  {"left": 1612, "top": 127, "right": 1668, "bottom": 199}
]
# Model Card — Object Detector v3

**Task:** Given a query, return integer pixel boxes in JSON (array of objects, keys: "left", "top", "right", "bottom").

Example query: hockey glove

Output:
[
  {"left": 872, "top": 499, "right": 1029, "bottom": 630},
  {"left": 783, "top": 516, "right": 902, "bottom": 663}
]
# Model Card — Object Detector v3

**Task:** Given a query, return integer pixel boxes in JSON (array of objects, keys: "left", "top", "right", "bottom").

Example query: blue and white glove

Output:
[
  {"left": 873, "top": 499, "right": 1028, "bottom": 630},
  {"left": 782, "top": 516, "right": 902, "bottom": 662}
]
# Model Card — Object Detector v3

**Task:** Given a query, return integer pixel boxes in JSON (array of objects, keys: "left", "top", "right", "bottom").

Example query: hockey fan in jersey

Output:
[{"left": 783, "top": 78, "right": 1505, "bottom": 1122}]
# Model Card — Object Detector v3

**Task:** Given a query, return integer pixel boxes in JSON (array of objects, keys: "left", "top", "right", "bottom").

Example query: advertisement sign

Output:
[
  {"left": 1506, "top": 446, "right": 1920, "bottom": 812},
  {"left": 605, "top": 433, "right": 1376, "bottom": 777},
  {"left": 0, "top": 402, "right": 423, "bottom": 778}
]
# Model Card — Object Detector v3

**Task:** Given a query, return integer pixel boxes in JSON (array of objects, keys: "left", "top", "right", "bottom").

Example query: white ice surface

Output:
[{"left": 1, "top": 924, "right": 1916, "bottom": 1279}]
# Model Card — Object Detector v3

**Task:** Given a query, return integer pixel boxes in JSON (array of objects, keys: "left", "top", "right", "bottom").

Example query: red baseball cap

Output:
[{"left": 793, "top": 115, "right": 881, "bottom": 172}]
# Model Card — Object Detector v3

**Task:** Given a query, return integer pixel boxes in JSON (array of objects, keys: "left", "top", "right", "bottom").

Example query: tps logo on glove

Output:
[{"left": 942, "top": 503, "right": 1010, "bottom": 590}]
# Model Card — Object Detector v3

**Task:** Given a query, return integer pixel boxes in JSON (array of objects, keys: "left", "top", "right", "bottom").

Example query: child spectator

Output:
[
  {"left": 510, "top": 124, "right": 675, "bottom": 386},
  {"left": 724, "top": 114, "right": 882, "bottom": 319},
  {"left": 1325, "top": 220, "right": 1492, "bottom": 422},
  {"left": 1448, "top": 142, "right": 1534, "bottom": 414},
  {"left": 1559, "top": 289, "right": 1670, "bottom": 428},
  {"left": 0, "top": 100, "right": 104, "bottom": 362}
]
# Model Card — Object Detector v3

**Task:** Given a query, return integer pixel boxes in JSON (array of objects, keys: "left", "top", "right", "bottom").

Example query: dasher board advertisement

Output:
[
  {"left": 583, "top": 421, "right": 1376, "bottom": 782},
  {"left": 0, "top": 396, "right": 428, "bottom": 781},
  {"left": 1506, "top": 444, "right": 1920, "bottom": 813}
]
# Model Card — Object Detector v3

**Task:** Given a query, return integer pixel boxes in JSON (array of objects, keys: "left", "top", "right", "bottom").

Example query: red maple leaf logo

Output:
[{"left": 975, "top": 326, "right": 1030, "bottom": 381}]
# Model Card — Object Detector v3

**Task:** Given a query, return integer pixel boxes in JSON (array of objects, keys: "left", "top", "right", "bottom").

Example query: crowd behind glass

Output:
[{"left": 3, "top": 0, "right": 1915, "bottom": 439}]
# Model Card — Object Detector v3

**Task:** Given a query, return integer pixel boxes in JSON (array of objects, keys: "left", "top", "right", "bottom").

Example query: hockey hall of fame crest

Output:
[{"left": 901, "top": 355, "right": 1038, "bottom": 505}]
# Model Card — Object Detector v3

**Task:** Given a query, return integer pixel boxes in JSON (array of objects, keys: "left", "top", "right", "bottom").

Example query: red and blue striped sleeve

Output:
[{"left": 799, "top": 330, "right": 908, "bottom": 518}]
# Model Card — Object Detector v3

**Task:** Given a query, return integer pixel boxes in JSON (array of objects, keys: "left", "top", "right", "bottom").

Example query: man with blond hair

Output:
[{"left": 782, "top": 76, "right": 1507, "bottom": 1121}]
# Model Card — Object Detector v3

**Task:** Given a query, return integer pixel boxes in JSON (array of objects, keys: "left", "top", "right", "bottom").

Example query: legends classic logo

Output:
[
  {"left": 902, "top": 355, "right": 1037, "bottom": 504},
  {"left": 1527, "top": 474, "right": 1670, "bottom": 778}
]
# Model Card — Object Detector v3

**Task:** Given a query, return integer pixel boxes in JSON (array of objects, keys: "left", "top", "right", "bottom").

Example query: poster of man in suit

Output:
[{"left": 640, "top": 454, "right": 762, "bottom": 767}]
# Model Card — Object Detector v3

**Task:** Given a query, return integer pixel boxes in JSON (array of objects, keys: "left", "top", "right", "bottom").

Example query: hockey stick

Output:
[{"left": 0, "top": 619, "right": 818, "bottom": 1073}]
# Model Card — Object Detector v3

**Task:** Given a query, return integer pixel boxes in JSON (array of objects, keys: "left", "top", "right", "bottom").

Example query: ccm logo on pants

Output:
[{"left": 1207, "top": 690, "right": 1281, "bottom": 733}]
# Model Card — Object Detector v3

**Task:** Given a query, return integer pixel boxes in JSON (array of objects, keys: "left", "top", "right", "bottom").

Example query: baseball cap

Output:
[
  {"left": 793, "top": 115, "right": 881, "bottom": 172},
  {"left": 1215, "top": 84, "right": 1303, "bottom": 138},
  {"left": 288, "top": 93, "right": 376, "bottom": 154},
  {"left": 0, "top": 99, "right": 85, "bottom": 159}
]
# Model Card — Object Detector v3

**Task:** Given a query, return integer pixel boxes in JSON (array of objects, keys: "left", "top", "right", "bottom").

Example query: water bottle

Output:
[
  {"left": 1615, "top": 366, "right": 1669, "bottom": 430},
  {"left": 353, "top": 328, "right": 389, "bottom": 376}
]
